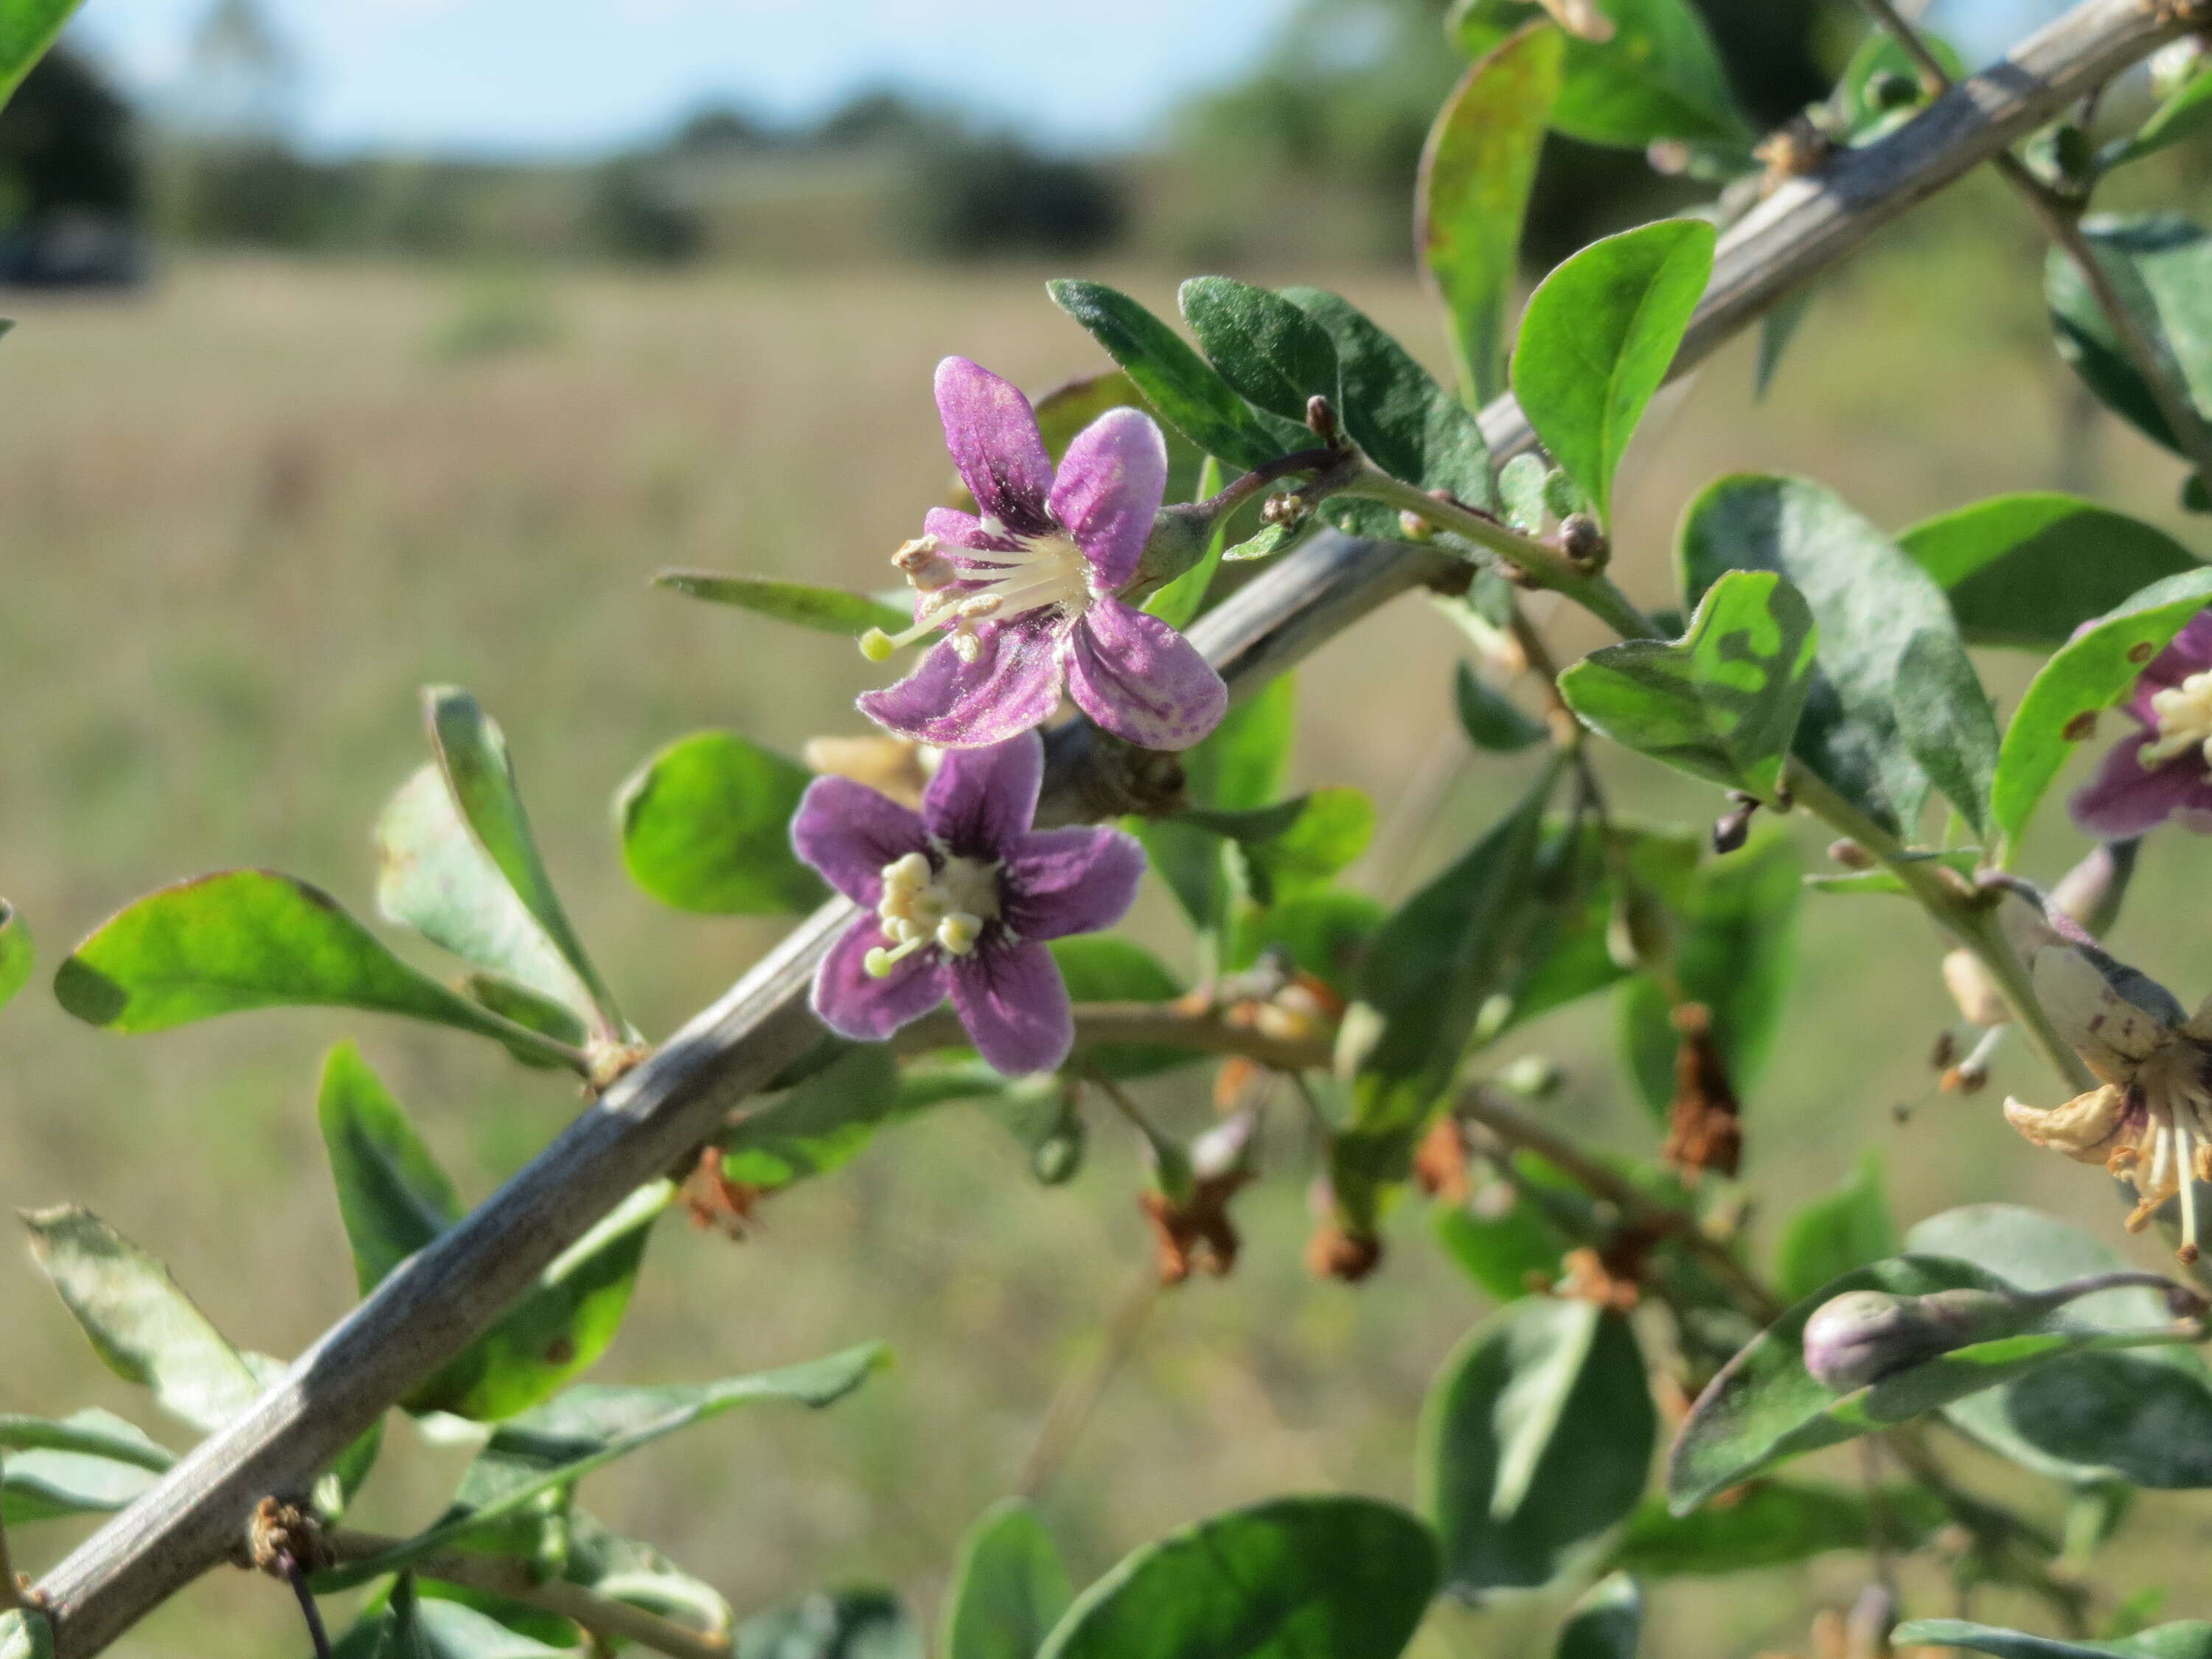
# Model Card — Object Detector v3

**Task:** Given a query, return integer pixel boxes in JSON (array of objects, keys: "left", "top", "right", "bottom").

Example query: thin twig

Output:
[
  {"left": 1458, "top": 1085, "right": 1782, "bottom": 1322},
  {"left": 893, "top": 1002, "right": 1330, "bottom": 1074},
  {"left": 276, "top": 1558, "right": 332, "bottom": 1659},
  {"left": 1856, "top": 0, "right": 2212, "bottom": 488},
  {"left": 324, "top": 1532, "right": 729, "bottom": 1659},
  {"left": 1016, "top": 1270, "right": 1163, "bottom": 1500},
  {"left": 35, "top": 7, "right": 2197, "bottom": 1652}
]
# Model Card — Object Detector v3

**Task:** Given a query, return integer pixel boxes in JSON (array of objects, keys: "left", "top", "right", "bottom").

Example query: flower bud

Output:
[
  {"left": 1133, "top": 501, "right": 1221, "bottom": 596},
  {"left": 1826, "top": 838, "right": 1876, "bottom": 870},
  {"left": 1801, "top": 1287, "right": 2020, "bottom": 1392},
  {"left": 1865, "top": 69, "right": 1921, "bottom": 111},
  {"left": 2049, "top": 839, "right": 2138, "bottom": 939}
]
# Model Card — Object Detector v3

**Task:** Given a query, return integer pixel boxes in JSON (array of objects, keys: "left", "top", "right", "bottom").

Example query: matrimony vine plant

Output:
[{"left": 16, "top": 1, "right": 2212, "bottom": 1658}]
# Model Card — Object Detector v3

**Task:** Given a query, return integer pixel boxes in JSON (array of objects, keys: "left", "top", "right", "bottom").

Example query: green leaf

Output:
[
  {"left": 1507, "top": 821, "right": 1700, "bottom": 1034},
  {"left": 740, "top": 1589, "right": 924, "bottom": 1659},
  {"left": 1048, "top": 279, "right": 1307, "bottom": 471},
  {"left": 1, "top": 1409, "right": 172, "bottom": 1526},
  {"left": 1137, "top": 675, "right": 1296, "bottom": 934},
  {"left": 1900, "top": 493, "right": 2203, "bottom": 650},
  {"left": 1240, "top": 889, "right": 1385, "bottom": 1001},
  {"left": 1037, "top": 1496, "right": 1438, "bottom": 1659},
  {"left": 1557, "top": 1573, "right": 1641, "bottom": 1659},
  {"left": 1773, "top": 1155, "right": 1894, "bottom": 1304},
  {"left": 1178, "top": 788, "right": 1377, "bottom": 909},
  {"left": 1906, "top": 1204, "right": 2212, "bottom": 1488},
  {"left": 0, "top": 899, "right": 29, "bottom": 1012},
  {"left": 319, "top": 1345, "right": 891, "bottom": 1590},
  {"left": 653, "top": 571, "right": 909, "bottom": 637},
  {"left": 1754, "top": 288, "right": 1814, "bottom": 403},
  {"left": 942, "top": 1499, "right": 1072, "bottom": 1659},
  {"left": 54, "top": 869, "right": 549, "bottom": 1052},
  {"left": 1559, "top": 568, "right": 1816, "bottom": 807},
  {"left": 1279, "top": 286, "right": 1495, "bottom": 510},
  {"left": 1455, "top": 664, "right": 1548, "bottom": 752},
  {"left": 0, "top": 1611, "right": 50, "bottom": 1659},
  {"left": 1051, "top": 936, "right": 1195, "bottom": 1081},
  {"left": 2047, "top": 215, "right": 2212, "bottom": 457},
  {"left": 461, "top": 972, "right": 590, "bottom": 1062},
  {"left": 1416, "top": 21, "right": 1567, "bottom": 406},
  {"left": 1450, "top": 0, "right": 1752, "bottom": 149},
  {"left": 721, "top": 1043, "right": 911, "bottom": 1192},
  {"left": 1666, "top": 1256, "right": 2201, "bottom": 1512},
  {"left": 1432, "top": 1180, "right": 1567, "bottom": 1304},
  {"left": 616, "top": 730, "right": 824, "bottom": 915},
  {"left": 1680, "top": 474, "right": 1965, "bottom": 835},
  {"left": 1835, "top": 28, "right": 1964, "bottom": 134},
  {"left": 347, "top": 1587, "right": 571, "bottom": 1659},
  {"left": 376, "top": 768, "right": 602, "bottom": 1040},
  {"left": 416, "top": 687, "right": 623, "bottom": 1032},
  {"left": 407, "top": 1183, "right": 671, "bottom": 1423},
  {"left": 1617, "top": 1479, "right": 1941, "bottom": 1577},
  {"left": 1618, "top": 834, "right": 1799, "bottom": 1116},
  {"left": 24, "top": 1206, "right": 264, "bottom": 1434},
  {"left": 0, "top": 0, "right": 86, "bottom": 108},
  {"left": 1896, "top": 1621, "right": 2212, "bottom": 1659},
  {"left": 1180, "top": 276, "right": 1340, "bottom": 425},
  {"left": 1513, "top": 220, "right": 1715, "bottom": 526},
  {"left": 1145, "top": 455, "right": 1227, "bottom": 631},
  {"left": 2107, "top": 64, "right": 2212, "bottom": 168},
  {"left": 1338, "top": 764, "right": 1560, "bottom": 1228},
  {"left": 1896, "top": 627, "right": 2001, "bottom": 837},
  {"left": 1419, "top": 1298, "right": 1655, "bottom": 1598},
  {"left": 1989, "top": 568, "right": 2212, "bottom": 848},
  {"left": 319, "top": 1040, "right": 464, "bottom": 1297}
]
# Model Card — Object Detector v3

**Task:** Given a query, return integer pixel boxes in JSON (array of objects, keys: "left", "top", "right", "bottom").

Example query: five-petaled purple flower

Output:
[
  {"left": 2072, "top": 611, "right": 2212, "bottom": 838},
  {"left": 791, "top": 729, "right": 1144, "bottom": 1075},
  {"left": 855, "top": 356, "right": 1228, "bottom": 753}
]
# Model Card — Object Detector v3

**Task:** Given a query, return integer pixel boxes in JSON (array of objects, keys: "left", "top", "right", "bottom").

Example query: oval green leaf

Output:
[
  {"left": 616, "top": 730, "right": 823, "bottom": 915},
  {"left": 1179, "top": 276, "right": 1340, "bottom": 425},
  {"left": 1900, "top": 493, "right": 2202, "bottom": 650},
  {"left": 1450, "top": 0, "right": 1750, "bottom": 150},
  {"left": 1560, "top": 568, "right": 1815, "bottom": 807},
  {"left": 1989, "top": 567, "right": 2212, "bottom": 849},
  {"left": 2047, "top": 215, "right": 2212, "bottom": 456},
  {"left": 1037, "top": 1495, "right": 1439, "bottom": 1659},
  {"left": 53, "top": 869, "right": 551, "bottom": 1052},
  {"left": 1513, "top": 219, "right": 1714, "bottom": 526},
  {"left": 942, "top": 1499, "right": 1072, "bottom": 1659},
  {"left": 1419, "top": 1298, "right": 1655, "bottom": 1597},
  {"left": 1416, "top": 20, "right": 1565, "bottom": 405},
  {"left": 319, "top": 1040, "right": 465, "bottom": 1297},
  {"left": 1048, "top": 279, "right": 1307, "bottom": 471}
]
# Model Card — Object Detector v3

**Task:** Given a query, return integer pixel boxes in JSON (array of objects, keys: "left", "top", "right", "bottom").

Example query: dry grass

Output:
[{"left": 3, "top": 211, "right": 2212, "bottom": 1658}]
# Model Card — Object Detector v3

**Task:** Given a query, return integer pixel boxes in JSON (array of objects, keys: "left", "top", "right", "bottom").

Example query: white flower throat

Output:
[
  {"left": 863, "top": 849, "right": 1003, "bottom": 978},
  {"left": 2140, "top": 669, "right": 2212, "bottom": 770},
  {"left": 859, "top": 524, "right": 1093, "bottom": 667}
]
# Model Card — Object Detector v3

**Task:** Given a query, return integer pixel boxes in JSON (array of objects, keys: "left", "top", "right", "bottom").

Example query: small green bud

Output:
[{"left": 1865, "top": 69, "right": 1921, "bottom": 112}]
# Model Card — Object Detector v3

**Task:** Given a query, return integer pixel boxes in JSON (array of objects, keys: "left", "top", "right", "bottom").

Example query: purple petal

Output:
[
  {"left": 1049, "top": 407, "right": 1169, "bottom": 593},
  {"left": 1002, "top": 826, "right": 1146, "bottom": 941},
  {"left": 922, "top": 507, "right": 1022, "bottom": 561},
  {"left": 2070, "top": 732, "right": 2212, "bottom": 838},
  {"left": 857, "top": 618, "right": 1068, "bottom": 749},
  {"left": 2124, "top": 608, "right": 2212, "bottom": 721},
  {"left": 811, "top": 916, "right": 950, "bottom": 1041},
  {"left": 1064, "top": 597, "right": 1228, "bottom": 752},
  {"left": 935, "top": 358, "right": 1054, "bottom": 538},
  {"left": 790, "top": 776, "right": 928, "bottom": 905},
  {"left": 922, "top": 731, "right": 1043, "bottom": 855},
  {"left": 949, "top": 940, "right": 1074, "bottom": 1074}
]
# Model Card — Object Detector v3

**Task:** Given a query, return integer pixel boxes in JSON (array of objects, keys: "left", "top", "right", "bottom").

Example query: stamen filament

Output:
[{"left": 864, "top": 935, "right": 929, "bottom": 978}]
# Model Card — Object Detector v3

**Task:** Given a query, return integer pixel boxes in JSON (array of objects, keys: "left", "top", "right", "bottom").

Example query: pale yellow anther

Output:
[
  {"left": 2141, "top": 669, "right": 2212, "bottom": 769},
  {"left": 936, "top": 912, "right": 983, "bottom": 956}
]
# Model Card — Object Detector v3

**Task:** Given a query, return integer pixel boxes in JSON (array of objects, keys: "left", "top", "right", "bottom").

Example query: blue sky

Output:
[
  {"left": 67, "top": 0, "right": 1310, "bottom": 157},
  {"left": 65, "top": 0, "right": 2053, "bottom": 161}
]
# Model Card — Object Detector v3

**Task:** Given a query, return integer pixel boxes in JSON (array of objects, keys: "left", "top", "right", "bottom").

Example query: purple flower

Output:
[
  {"left": 2072, "top": 611, "right": 2212, "bottom": 838},
  {"left": 855, "top": 357, "right": 1228, "bottom": 752},
  {"left": 790, "top": 729, "right": 1145, "bottom": 1075}
]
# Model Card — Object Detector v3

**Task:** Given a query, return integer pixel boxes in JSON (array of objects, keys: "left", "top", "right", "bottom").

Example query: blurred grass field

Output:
[{"left": 9, "top": 180, "right": 2212, "bottom": 1658}]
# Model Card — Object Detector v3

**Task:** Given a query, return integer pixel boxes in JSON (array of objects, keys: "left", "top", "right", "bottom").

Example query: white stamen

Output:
[
  {"left": 2140, "top": 669, "right": 2212, "bottom": 769},
  {"left": 871, "top": 850, "right": 1001, "bottom": 970},
  {"left": 2181, "top": 1119, "right": 2202, "bottom": 1260},
  {"left": 860, "top": 523, "right": 1095, "bottom": 665}
]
